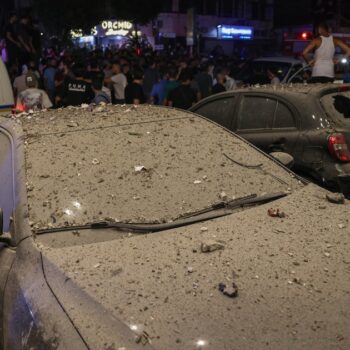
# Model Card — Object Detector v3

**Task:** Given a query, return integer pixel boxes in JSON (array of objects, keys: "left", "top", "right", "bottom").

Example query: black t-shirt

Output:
[
  {"left": 62, "top": 78, "right": 94, "bottom": 106},
  {"left": 84, "top": 70, "right": 105, "bottom": 82},
  {"left": 125, "top": 82, "right": 145, "bottom": 104},
  {"left": 4, "top": 22, "right": 18, "bottom": 48},
  {"left": 168, "top": 84, "right": 197, "bottom": 110},
  {"left": 212, "top": 83, "right": 226, "bottom": 94}
]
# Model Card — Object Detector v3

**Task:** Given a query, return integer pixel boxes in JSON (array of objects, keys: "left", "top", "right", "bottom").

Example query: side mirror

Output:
[{"left": 270, "top": 152, "right": 294, "bottom": 169}]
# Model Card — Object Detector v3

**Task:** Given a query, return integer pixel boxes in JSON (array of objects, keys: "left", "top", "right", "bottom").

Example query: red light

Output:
[
  {"left": 301, "top": 32, "right": 308, "bottom": 40},
  {"left": 328, "top": 133, "right": 350, "bottom": 162},
  {"left": 339, "top": 85, "right": 350, "bottom": 92}
]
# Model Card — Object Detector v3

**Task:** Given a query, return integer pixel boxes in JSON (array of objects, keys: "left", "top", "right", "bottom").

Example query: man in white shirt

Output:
[
  {"left": 105, "top": 62, "right": 127, "bottom": 104},
  {"left": 16, "top": 73, "right": 52, "bottom": 112},
  {"left": 13, "top": 65, "right": 28, "bottom": 97}
]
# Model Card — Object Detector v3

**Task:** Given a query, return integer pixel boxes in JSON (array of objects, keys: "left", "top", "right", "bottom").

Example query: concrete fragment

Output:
[
  {"left": 201, "top": 240, "right": 225, "bottom": 253},
  {"left": 326, "top": 193, "right": 345, "bottom": 204}
]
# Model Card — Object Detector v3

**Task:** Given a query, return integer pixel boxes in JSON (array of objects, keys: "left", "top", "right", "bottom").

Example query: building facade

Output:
[{"left": 75, "top": 0, "right": 275, "bottom": 57}]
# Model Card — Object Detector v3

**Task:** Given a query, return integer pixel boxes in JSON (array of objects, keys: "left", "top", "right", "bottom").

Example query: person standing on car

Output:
[
  {"left": 302, "top": 21, "right": 350, "bottom": 83},
  {"left": 4, "top": 13, "right": 21, "bottom": 69}
]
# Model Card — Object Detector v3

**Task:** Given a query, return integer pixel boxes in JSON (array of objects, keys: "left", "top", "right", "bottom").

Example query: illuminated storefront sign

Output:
[
  {"left": 101, "top": 20, "right": 133, "bottom": 36},
  {"left": 217, "top": 25, "right": 254, "bottom": 40}
]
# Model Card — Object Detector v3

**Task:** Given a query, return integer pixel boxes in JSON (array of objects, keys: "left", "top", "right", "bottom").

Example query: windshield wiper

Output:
[{"left": 34, "top": 192, "right": 288, "bottom": 235}]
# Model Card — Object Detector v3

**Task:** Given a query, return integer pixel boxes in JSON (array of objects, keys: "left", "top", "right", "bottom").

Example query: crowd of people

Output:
[
  {"left": 8, "top": 47, "right": 245, "bottom": 112},
  {"left": 2, "top": 12, "right": 249, "bottom": 112},
  {"left": 4, "top": 11, "right": 350, "bottom": 113}
]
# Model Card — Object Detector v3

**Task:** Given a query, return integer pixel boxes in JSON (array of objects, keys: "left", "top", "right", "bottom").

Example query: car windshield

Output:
[
  {"left": 21, "top": 105, "right": 303, "bottom": 231},
  {"left": 321, "top": 90, "right": 350, "bottom": 124},
  {"left": 236, "top": 61, "right": 291, "bottom": 84}
]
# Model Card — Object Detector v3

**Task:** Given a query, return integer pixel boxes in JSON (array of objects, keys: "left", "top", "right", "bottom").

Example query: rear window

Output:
[
  {"left": 321, "top": 91, "right": 350, "bottom": 124},
  {"left": 236, "top": 61, "right": 291, "bottom": 84}
]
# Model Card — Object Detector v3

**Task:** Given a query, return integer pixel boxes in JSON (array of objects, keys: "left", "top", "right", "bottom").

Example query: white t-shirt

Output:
[
  {"left": 16, "top": 88, "right": 53, "bottom": 111},
  {"left": 111, "top": 73, "right": 127, "bottom": 100},
  {"left": 13, "top": 75, "right": 27, "bottom": 94}
]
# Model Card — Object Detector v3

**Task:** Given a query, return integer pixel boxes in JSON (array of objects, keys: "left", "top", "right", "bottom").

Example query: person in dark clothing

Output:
[
  {"left": 195, "top": 63, "right": 213, "bottom": 99},
  {"left": 62, "top": 64, "right": 94, "bottom": 106},
  {"left": 142, "top": 60, "right": 159, "bottom": 102},
  {"left": 125, "top": 69, "right": 145, "bottom": 105},
  {"left": 212, "top": 71, "right": 226, "bottom": 94},
  {"left": 85, "top": 59, "right": 105, "bottom": 82},
  {"left": 4, "top": 13, "right": 21, "bottom": 68},
  {"left": 17, "top": 15, "right": 35, "bottom": 66},
  {"left": 168, "top": 70, "right": 197, "bottom": 110}
]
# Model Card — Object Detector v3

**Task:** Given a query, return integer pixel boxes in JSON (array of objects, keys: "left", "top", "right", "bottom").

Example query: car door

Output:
[
  {"left": 233, "top": 93, "right": 300, "bottom": 157},
  {"left": 191, "top": 95, "right": 237, "bottom": 129},
  {"left": 0, "top": 126, "right": 16, "bottom": 349}
]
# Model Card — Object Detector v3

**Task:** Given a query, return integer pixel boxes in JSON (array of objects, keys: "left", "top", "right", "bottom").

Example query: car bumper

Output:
[{"left": 322, "top": 162, "right": 350, "bottom": 195}]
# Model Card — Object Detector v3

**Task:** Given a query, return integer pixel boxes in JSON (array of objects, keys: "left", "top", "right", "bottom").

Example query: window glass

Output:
[
  {"left": 238, "top": 96, "right": 276, "bottom": 130},
  {"left": 273, "top": 102, "right": 296, "bottom": 128},
  {"left": 321, "top": 91, "right": 350, "bottom": 125},
  {"left": 194, "top": 97, "right": 234, "bottom": 128}
]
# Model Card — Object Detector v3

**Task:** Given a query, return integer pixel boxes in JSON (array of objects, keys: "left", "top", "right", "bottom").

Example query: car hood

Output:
[{"left": 40, "top": 184, "right": 350, "bottom": 350}]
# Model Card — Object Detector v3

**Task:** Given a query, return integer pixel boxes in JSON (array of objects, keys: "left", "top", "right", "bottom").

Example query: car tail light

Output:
[
  {"left": 328, "top": 133, "right": 350, "bottom": 162},
  {"left": 339, "top": 86, "right": 350, "bottom": 92}
]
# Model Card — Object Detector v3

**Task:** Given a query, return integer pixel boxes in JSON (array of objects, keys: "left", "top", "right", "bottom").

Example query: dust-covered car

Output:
[
  {"left": 190, "top": 84, "right": 350, "bottom": 196},
  {"left": 0, "top": 105, "right": 350, "bottom": 350}
]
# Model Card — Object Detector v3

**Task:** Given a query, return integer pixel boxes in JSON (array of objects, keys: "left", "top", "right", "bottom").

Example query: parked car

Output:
[
  {"left": 1, "top": 104, "right": 350, "bottom": 350},
  {"left": 190, "top": 84, "right": 350, "bottom": 195},
  {"left": 235, "top": 57, "right": 305, "bottom": 85},
  {"left": 0, "top": 58, "right": 14, "bottom": 114}
]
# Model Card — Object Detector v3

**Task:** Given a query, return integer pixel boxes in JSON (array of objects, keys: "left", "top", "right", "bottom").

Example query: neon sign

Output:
[{"left": 217, "top": 25, "right": 254, "bottom": 40}]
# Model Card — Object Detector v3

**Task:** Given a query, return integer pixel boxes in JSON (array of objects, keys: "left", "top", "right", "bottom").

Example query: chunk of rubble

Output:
[
  {"left": 201, "top": 240, "right": 225, "bottom": 253},
  {"left": 326, "top": 193, "right": 345, "bottom": 204}
]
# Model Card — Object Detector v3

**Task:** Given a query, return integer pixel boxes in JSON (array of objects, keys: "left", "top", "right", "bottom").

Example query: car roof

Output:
[
  {"left": 192, "top": 83, "right": 350, "bottom": 101},
  {"left": 254, "top": 57, "right": 303, "bottom": 65}
]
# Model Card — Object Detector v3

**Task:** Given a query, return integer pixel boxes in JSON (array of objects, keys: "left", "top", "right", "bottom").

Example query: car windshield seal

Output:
[{"left": 33, "top": 192, "right": 288, "bottom": 235}]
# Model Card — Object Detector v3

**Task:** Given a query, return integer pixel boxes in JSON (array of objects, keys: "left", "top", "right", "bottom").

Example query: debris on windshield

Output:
[
  {"left": 326, "top": 193, "right": 345, "bottom": 204},
  {"left": 219, "top": 191, "right": 228, "bottom": 200},
  {"left": 81, "top": 103, "right": 89, "bottom": 108},
  {"left": 67, "top": 121, "right": 79, "bottom": 127},
  {"left": 134, "top": 165, "right": 147, "bottom": 172},
  {"left": 92, "top": 158, "right": 100, "bottom": 165},
  {"left": 268, "top": 208, "right": 286, "bottom": 218},
  {"left": 201, "top": 240, "right": 225, "bottom": 253},
  {"left": 338, "top": 223, "right": 346, "bottom": 229},
  {"left": 218, "top": 282, "right": 238, "bottom": 298},
  {"left": 93, "top": 263, "right": 101, "bottom": 268},
  {"left": 128, "top": 131, "right": 143, "bottom": 136},
  {"left": 72, "top": 230, "right": 80, "bottom": 236},
  {"left": 200, "top": 227, "right": 208, "bottom": 232},
  {"left": 193, "top": 180, "right": 202, "bottom": 184},
  {"left": 187, "top": 266, "right": 194, "bottom": 273}
]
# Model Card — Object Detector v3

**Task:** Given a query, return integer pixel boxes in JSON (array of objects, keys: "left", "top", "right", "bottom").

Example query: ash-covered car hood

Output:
[{"left": 39, "top": 184, "right": 350, "bottom": 350}]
